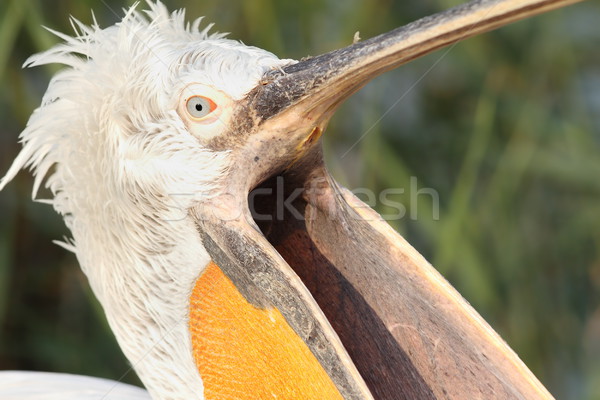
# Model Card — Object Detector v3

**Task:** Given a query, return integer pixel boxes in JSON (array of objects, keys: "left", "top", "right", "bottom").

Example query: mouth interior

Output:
[
  {"left": 247, "top": 152, "right": 423, "bottom": 399},
  {"left": 248, "top": 147, "right": 343, "bottom": 318},
  {"left": 248, "top": 152, "right": 325, "bottom": 287}
]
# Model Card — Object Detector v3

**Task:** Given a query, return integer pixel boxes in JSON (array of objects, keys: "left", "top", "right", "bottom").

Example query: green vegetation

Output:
[{"left": 0, "top": 0, "right": 598, "bottom": 398}]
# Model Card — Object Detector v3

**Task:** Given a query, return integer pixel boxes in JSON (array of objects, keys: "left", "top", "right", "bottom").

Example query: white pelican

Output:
[{"left": 0, "top": 0, "right": 584, "bottom": 399}]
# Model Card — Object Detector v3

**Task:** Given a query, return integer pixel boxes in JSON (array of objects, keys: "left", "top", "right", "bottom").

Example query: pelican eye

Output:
[{"left": 186, "top": 96, "right": 217, "bottom": 120}]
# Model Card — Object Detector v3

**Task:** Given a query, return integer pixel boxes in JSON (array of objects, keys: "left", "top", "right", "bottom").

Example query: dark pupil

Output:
[{"left": 195, "top": 102, "right": 203, "bottom": 112}]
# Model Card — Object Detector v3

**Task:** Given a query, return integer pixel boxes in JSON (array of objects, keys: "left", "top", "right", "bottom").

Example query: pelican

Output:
[{"left": 0, "top": 0, "right": 585, "bottom": 399}]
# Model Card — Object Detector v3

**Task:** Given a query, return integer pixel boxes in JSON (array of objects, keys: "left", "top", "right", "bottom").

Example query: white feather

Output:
[
  {"left": 0, "top": 1, "right": 294, "bottom": 399},
  {"left": 0, "top": 371, "right": 150, "bottom": 400}
]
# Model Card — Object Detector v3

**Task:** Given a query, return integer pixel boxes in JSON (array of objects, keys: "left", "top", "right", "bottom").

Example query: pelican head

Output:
[
  {"left": 1, "top": 1, "right": 577, "bottom": 399},
  {"left": 0, "top": 3, "right": 366, "bottom": 398}
]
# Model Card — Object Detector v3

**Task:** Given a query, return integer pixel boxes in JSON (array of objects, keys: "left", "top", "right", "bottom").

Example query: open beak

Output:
[{"left": 192, "top": 0, "right": 580, "bottom": 399}]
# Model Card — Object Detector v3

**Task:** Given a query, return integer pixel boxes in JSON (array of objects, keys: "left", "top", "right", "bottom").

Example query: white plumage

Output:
[
  {"left": 0, "top": 2, "right": 292, "bottom": 399},
  {"left": 0, "top": 371, "right": 150, "bottom": 400}
]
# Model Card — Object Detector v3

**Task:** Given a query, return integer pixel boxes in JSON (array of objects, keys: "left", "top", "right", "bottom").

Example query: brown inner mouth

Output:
[{"left": 248, "top": 148, "right": 435, "bottom": 399}]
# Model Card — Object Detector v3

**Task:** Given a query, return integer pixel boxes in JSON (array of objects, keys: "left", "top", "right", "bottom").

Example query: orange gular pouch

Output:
[{"left": 189, "top": 261, "right": 343, "bottom": 400}]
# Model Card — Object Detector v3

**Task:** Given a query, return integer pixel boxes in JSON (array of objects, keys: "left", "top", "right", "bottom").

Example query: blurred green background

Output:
[{"left": 0, "top": 0, "right": 598, "bottom": 398}]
